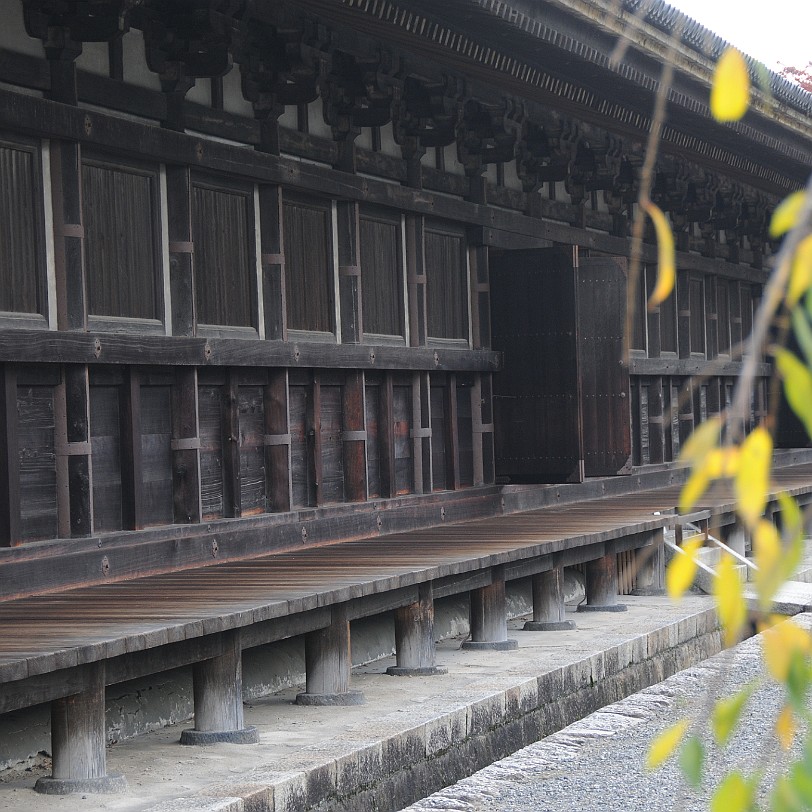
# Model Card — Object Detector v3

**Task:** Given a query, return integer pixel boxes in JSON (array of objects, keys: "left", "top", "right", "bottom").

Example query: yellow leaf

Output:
[
  {"left": 788, "top": 234, "right": 812, "bottom": 307},
  {"left": 776, "top": 704, "right": 796, "bottom": 750},
  {"left": 770, "top": 191, "right": 807, "bottom": 239},
  {"left": 643, "top": 200, "right": 676, "bottom": 310},
  {"left": 776, "top": 349, "right": 812, "bottom": 438},
  {"left": 753, "top": 519, "right": 781, "bottom": 610},
  {"left": 666, "top": 535, "right": 704, "bottom": 600},
  {"left": 710, "top": 772, "right": 754, "bottom": 812},
  {"left": 762, "top": 619, "right": 812, "bottom": 682},
  {"left": 679, "top": 417, "right": 722, "bottom": 465},
  {"left": 734, "top": 427, "right": 772, "bottom": 529},
  {"left": 680, "top": 464, "right": 711, "bottom": 514},
  {"left": 646, "top": 718, "right": 688, "bottom": 770},
  {"left": 713, "top": 554, "right": 747, "bottom": 647},
  {"left": 706, "top": 447, "right": 740, "bottom": 478},
  {"left": 710, "top": 48, "right": 750, "bottom": 122}
]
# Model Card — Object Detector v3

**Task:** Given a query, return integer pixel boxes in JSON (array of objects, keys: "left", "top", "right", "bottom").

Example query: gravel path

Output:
[{"left": 403, "top": 619, "right": 810, "bottom": 811}]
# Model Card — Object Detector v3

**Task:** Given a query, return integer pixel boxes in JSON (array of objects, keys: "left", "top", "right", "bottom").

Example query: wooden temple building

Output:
[{"left": 0, "top": 0, "right": 811, "bottom": 800}]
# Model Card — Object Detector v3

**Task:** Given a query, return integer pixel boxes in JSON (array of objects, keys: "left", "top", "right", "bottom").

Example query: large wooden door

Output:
[
  {"left": 490, "top": 248, "right": 583, "bottom": 483},
  {"left": 577, "top": 256, "right": 632, "bottom": 476}
]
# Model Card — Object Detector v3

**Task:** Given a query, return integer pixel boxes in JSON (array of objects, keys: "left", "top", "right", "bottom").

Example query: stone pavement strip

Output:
[
  {"left": 0, "top": 595, "right": 720, "bottom": 812},
  {"left": 404, "top": 615, "right": 812, "bottom": 812}
]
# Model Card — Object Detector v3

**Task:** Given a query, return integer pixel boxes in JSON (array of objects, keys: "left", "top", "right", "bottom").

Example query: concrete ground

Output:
[
  {"left": 404, "top": 616, "right": 812, "bottom": 812},
  {"left": 0, "top": 593, "right": 720, "bottom": 812}
]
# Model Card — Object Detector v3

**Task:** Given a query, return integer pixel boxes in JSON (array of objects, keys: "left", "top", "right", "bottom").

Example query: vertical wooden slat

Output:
[
  {"left": 406, "top": 214, "right": 427, "bottom": 347},
  {"left": 469, "top": 240, "right": 490, "bottom": 350},
  {"left": 647, "top": 376, "right": 665, "bottom": 464},
  {"left": 337, "top": 201, "right": 362, "bottom": 344},
  {"left": 448, "top": 375, "right": 461, "bottom": 491},
  {"left": 411, "top": 372, "right": 429, "bottom": 495},
  {"left": 165, "top": 165, "right": 196, "bottom": 336},
  {"left": 471, "top": 375, "right": 484, "bottom": 486},
  {"left": 645, "top": 266, "right": 661, "bottom": 358},
  {"left": 60, "top": 365, "right": 92, "bottom": 537},
  {"left": 705, "top": 276, "right": 718, "bottom": 359},
  {"left": 265, "top": 370, "right": 291, "bottom": 512},
  {"left": 678, "top": 378, "right": 695, "bottom": 449},
  {"left": 312, "top": 374, "right": 323, "bottom": 506},
  {"left": 379, "top": 374, "right": 395, "bottom": 498},
  {"left": 51, "top": 141, "right": 86, "bottom": 331},
  {"left": 224, "top": 372, "right": 240, "bottom": 518},
  {"left": 258, "top": 185, "right": 286, "bottom": 341},
  {"left": 120, "top": 367, "right": 143, "bottom": 530},
  {"left": 677, "top": 271, "right": 691, "bottom": 359},
  {"left": 171, "top": 368, "right": 202, "bottom": 525},
  {"left": 0, "top": 365, "right": 20, "bottom": 546},
  {"left": 342, "top": 371, "right": 367, "bottom": 502}
]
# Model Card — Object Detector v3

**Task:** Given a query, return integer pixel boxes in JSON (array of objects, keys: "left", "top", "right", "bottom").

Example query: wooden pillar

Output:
[
  {"left": 51, "top": 139, "right": 87, "bottom": 332},
  {"left": 297, "top": 604, "right": 364, "bottom": 705},
  {"left": 406, "top": 214, "right": 427, "bottom": 347},
  {"left": 223, "top": 371, "right": 240, "bottom": 518},
  {"left": 412, "top": 372, "right": 432, "bottom": 494},
  {"left": 181, "top": 630, "right": 258, "bottom": 745},
  {"left": 631, "top": 529, "right": 666, "bottom": 596},
  {"left": 462, "top": 567, "right": 518, "bottom": 650},
  {"left": 523, "top": 567, "right": 576, "bottom": 631},
  {"left": 265, "top": 370, "right": 292, "bottom": 512},
  {"left": 647, "top": 377, "right": 665, "bottom": 465},
  {"left": 56, "top": 366, "right": 92, "bottom": 538},
  {"left": 120, "top": 367, "right": 143, "bottom": 530},
  {"left": 165, "top": 165, "right": 196, "bottom": 337},
  {"left": 35, "top": 663, "right": 126, "bottom": 794},
  {"left": 578, "top": 552, "right": 627, "bottom": 612},
  {"left": 342, "top": 371, "right": 367, "bottom": 502},
  {"left": 387, "top": 583, "right": 447, "bottom": 676},
  {"left": 0, "top": 365, "right": 20, "bottom": 547},
  {"left": 171, "top": 368, "right": 201, "bottom": 525},
  {"left": 469, "top": 240, "right": 491, "bottom": 350},
  {"left": 337, "top": 200, "right": 362, "bottom": 344},
  {"left": 258, "top": 185, "right": 286, "bottom": 341}
]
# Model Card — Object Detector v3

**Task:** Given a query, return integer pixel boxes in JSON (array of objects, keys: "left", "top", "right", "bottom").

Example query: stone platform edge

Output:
[{"left": 148, "top": 607, "right": 721, "bottom": 812}]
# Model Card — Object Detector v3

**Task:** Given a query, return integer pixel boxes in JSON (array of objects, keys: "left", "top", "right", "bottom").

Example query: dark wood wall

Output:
[{"left": 0, "top": 0, "right": 797, "bottom": 591}]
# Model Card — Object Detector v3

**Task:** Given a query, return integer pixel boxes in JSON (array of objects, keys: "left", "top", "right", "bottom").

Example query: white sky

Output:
[{"left": 667, "top": 0, "right": 809, "bottom": 71}]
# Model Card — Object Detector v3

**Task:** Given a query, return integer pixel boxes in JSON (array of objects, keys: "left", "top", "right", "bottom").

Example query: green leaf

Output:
[
  {"left": 792, "top": 308, "right": 812, "bottom": 368},
  {"left": 680, "top": 735, "right": 704, "bottom": 788},
  {"left": 713, "top": 684, "right": 753, "bottom": 745},
  {"left": 789, "top": 761, "right": 812, "bottom": 806},
  {"left": 771, "top": 775, "right": 802, "bottom": 812},
  {"left": 711, "top": 772, "right": 755, "bottom": 812},
  {"left": 776, "top": 349, "right": 812, "bottom": 438},
  {"left": 787, "top": 650, "right": 810, "bottom": 711}
]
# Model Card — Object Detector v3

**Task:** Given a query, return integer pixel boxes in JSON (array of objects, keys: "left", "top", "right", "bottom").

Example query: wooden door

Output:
[
  {"left": 490, "top": 248, "right": 583, "bottom": 483},
  {"left": 577, "top": 256, "right": 632, "bottom": 476}
]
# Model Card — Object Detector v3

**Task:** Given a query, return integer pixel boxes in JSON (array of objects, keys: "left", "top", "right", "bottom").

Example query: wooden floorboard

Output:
[{"left": 1, "top": 465, "right": 811, "bottom": 683}]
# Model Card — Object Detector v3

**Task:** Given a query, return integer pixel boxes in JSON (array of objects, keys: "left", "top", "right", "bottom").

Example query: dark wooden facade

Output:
[{"left": 0, "top": 0, "right": 809, "bottom": 597}]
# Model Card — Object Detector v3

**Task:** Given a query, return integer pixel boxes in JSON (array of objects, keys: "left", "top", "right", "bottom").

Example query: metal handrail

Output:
[{"left": 662, "top": 535, "right": 718, "bottom": 579}]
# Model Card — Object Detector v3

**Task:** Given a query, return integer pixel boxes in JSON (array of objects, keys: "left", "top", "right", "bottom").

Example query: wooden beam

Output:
[
  {"left": 0, "top": 365, "right": 20, "bottom": 546},
  {"left": 57, "top": 366, "right": 92, "bottom": 538},
  {"left": 0, "top": 330, "right": 502, "bottom": 373},
  {"left": 406, "top": 215, "right": 427, "bottom": 348}
]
